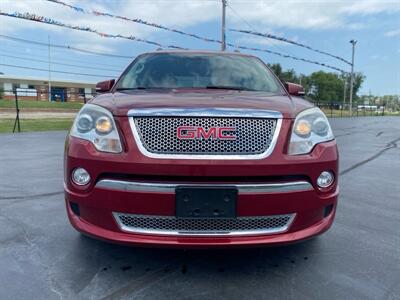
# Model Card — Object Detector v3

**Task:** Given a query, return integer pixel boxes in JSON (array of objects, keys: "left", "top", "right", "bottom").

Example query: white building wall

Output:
[{"left": 3, "top": 83, "right": 13, "bottom": 95}]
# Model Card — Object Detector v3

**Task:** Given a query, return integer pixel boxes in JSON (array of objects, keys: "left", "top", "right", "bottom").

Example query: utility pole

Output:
[
  {"left": 343, "top": 73, "right": 347, "bottom": 107},
  {"left": 349, "top": 40, "right": 357, "bottom": 115},
  {"left": 221, "top": 0, "right": 227, "bottom": 51},
  {"left": 48, "top": 35, "right": 52, "bottom": 102}
]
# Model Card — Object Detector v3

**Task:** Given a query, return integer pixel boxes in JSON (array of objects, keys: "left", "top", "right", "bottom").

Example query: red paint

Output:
[
  {"left": 95, "top": 79, "right": 115, "bottom": 93},
  {"left": 284, "top": 82, "right": 305, "bottom": 96},
  {"left": 64, "top": 51, "right": 339, "bottom": 248}
]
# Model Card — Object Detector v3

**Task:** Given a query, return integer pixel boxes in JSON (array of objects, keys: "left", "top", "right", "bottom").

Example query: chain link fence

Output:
[{"left": 313, "top": 102, "right": 390, "bottom": 118}]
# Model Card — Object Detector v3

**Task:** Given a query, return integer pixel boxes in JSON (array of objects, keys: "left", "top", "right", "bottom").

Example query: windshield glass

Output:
[{"left": 116, "top": 53, "right": 284, "bottom": 93}]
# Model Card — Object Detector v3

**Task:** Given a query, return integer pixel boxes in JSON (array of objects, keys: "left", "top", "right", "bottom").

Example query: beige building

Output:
[{"left": 0, "top": 75, "right": 96, "bottom": 102}]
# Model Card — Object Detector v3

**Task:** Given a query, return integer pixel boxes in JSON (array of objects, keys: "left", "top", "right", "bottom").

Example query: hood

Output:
[{"left": 90, "top": 89, "right": 313, "bottom": 119}]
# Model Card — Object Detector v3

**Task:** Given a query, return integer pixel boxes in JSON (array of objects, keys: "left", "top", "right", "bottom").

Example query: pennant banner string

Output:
[
  {"left": 0, "top": 11, "right": 186, "bottom": 50},
  {"left": 230, "top": 29, "right": 352, "bottom": 66},
  {"left": 46, "top": 0, "right": 222, "bottom": 44},
  {"left": 46, "top": 0, "right": 350, "bottom": 67},
  {"left": 0, "top": 11, "right": 347, "bottom": 73},
  {"left": 226, "top": 42, "right": 348, "bottom": 73}
]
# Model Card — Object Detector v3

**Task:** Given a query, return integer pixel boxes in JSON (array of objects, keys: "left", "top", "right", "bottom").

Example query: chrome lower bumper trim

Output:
[
  {"left": 96, "top": 179, "right": 313, "bottom": 193},
  {"left": 113, "top": 212, "right": 296, "bottom": 236}
]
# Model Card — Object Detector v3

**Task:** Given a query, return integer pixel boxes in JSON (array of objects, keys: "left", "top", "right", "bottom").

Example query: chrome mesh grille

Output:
[
  {"left": 114, "top": 213, "right": 294, "bottom": 236},
  {"left": 133, "top": 117, "right": 277, "bottom": 155}
]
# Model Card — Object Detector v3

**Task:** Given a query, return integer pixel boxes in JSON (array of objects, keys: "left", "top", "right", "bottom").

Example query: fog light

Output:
[
  {"left": 72, "top": 168, "right": 90, "bottom": 186},
  {"left": 317, "top": 171, "right": 334, "bottom": 188}
]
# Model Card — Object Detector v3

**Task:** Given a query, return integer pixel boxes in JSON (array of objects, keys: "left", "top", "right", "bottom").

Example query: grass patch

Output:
[
  {"left": 0, "top": 99, "right": 83, "bottom": 110},
  {"left": 0, "top": 118, "right": 74, "bottom": 133}
]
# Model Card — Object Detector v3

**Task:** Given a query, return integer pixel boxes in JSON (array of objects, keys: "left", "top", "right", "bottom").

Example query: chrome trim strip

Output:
[
  {"left": 127, "top": 108, "right": 283, "bottom": 119},
  {"left": 112, "top": 212, "right": 296, "bottom": 237},
  {"left": 128, "top": 117, "right": 282, "bottom": 160},
  {"left": 96, "top": 179, "right": 313, "bottom": 193}
]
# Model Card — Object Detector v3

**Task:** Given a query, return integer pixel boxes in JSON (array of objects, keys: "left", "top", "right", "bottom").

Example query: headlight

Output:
[
  {"left": 288, "top": 107, "right": 334, "bottom": 155},
  {"left": 70, "top": 104, "right": 122, "bottom": 153}
]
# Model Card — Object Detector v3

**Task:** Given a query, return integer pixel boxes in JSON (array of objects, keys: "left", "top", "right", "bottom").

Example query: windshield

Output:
[{"left": 116, "top": 53, "right": 284, "bottom": 93}]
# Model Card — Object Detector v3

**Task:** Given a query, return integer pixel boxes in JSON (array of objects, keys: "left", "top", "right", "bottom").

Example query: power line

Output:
[
  {"left": 226, "top": 2, "right": 350, "bottom": 66},
  {"left": 0, "top": 45, "right": 126, "bottom": 68},
  {"left": 226, "top": 3, "right": 297, "bottom": 58},
  {"left": 0, "top": 48, "right": 124, "bottom": 68},
  {"left": 43, "top": 0, "right": 347, "bottom": 72},
  {"left": 0, "top": 35, "right": 134, "bottom": 59},
  {"left": 223, "top": 4, "right": 347, "bottom": 72},
  {"left": 0, "top": 10, "right": 347, "bottom": 73},
  {"left": 0, "top": 12, "right": 186, "bottom": 50},
  {"left": 230, "top": 29, "right": 352, "bottom": 65},
  {"left": 0, "top": 53, "right": 122, "bottom": 72},
  {"left": 0, "top": 63, "right": 116, "bottom": 78},
  {"left": 226, "top": 42, "right": 348, "bottom": 73}
]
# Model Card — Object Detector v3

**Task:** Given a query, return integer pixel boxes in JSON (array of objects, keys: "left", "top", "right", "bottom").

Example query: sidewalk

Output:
[{"left": 0, "top": 111, "right": 77, "bottom": 119}]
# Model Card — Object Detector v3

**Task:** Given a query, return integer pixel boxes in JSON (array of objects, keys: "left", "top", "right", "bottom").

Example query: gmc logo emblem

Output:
[{"left": 177, "top": 126, "right": 237, "bottom": 140}]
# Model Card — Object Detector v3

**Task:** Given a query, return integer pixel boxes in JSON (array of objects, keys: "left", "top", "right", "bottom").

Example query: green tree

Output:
[
  {"left": 352, "top": 72, "right": 366, "bottom": 100},
  {"left": 268, "top": 63, "right": 283, "bottom": 78},
  {"left": 307, "top": 71, "right": 343, "bottom": 103},
  {"left": 0, "top": 87, "right": 3, "bottom": 100},
  {"left": 267, "top": 63, "right": 299, "bottom": 83},
  {"left": 267, "top": 63, "right": 365, "bottom": 103}
]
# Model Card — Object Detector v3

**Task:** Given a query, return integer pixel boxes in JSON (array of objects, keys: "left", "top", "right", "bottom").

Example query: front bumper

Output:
[
  {"left": 66, "top": 196, "right": 337, "bottom": 248},
  {"left": 64, "top": 117, "right": 339, "bottom": 248},
  {"left": 65, "top": 179, "right": 338, "bottom": 247}
]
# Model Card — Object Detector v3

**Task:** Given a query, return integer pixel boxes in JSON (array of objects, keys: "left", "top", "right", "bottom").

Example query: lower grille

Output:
[{"left": 113, "top": 213, "right": 295, "bottom": 236}]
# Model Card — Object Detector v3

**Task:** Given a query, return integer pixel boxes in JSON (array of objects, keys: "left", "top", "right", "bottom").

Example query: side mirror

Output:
[
  {"left": 284, "top": 82, "right": 305, "bottom": 97},
  {"left": 96, "top": 79, "right": 115, "bottom": 93}
]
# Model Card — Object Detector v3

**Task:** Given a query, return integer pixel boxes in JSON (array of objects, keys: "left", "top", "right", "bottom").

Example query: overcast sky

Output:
[{"left": 1, "top": 0, "right": 399, "bottom": 95}]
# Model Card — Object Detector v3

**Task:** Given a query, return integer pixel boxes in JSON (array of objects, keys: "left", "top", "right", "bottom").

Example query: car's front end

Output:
[{"left": 64, "top": 51, "right": 338, "bottom": 248}]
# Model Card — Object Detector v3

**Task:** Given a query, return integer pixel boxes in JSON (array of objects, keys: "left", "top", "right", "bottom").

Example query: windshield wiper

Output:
[
  {"left": 206, "top": 85, "right": 252, "bottom": 91},
  {"left": 117, "top": 86, "right": 254, "bottom": 91},
  {"left": 115, "top": 87, "right": 147, "bottom": 91}
]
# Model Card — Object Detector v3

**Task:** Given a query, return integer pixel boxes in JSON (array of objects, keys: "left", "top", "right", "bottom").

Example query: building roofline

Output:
[{"left": 0, "top": 74, "right": 97, "bottom": 85}]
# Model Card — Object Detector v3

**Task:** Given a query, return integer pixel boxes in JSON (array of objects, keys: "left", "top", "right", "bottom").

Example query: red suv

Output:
[{"left": 64, "top": 51, "right": 338, "bottom": 248}]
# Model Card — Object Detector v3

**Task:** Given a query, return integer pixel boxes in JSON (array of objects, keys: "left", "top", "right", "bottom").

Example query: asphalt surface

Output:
[{"left": 0, "top": 117, "right": 399, "bottom": 300}]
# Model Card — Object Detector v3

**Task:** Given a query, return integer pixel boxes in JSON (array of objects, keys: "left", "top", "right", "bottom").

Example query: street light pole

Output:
[
  {"left": 221, "top": 0, "right": 227, "bottom": 51},
  {"left": 343, "top": 73, "right": 347, "bottom": 106},
  {"left": 349, "top": 39, "right": 357, "bottom": 115}
]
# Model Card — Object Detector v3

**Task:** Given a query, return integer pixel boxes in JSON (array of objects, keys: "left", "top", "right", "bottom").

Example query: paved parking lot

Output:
[{"left": 0, "top": 117, "right": 399, "bottom": 300}]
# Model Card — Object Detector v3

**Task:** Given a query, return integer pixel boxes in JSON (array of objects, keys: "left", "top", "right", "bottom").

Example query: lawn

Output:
[
  {"left": 0, "top": 99, "right": 83, "bottom": 110},
  {"left": 0, "top": 118, "right": 74, "bottom": 133}
]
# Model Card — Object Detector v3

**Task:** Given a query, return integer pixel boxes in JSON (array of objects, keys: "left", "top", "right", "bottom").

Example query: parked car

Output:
[{"left": 64, "top": 51, "right": 338, "bottom": 248}]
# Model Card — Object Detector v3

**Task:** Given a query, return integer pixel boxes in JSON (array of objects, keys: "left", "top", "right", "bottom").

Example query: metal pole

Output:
[
  {"left": 12, "top": 89, "right": 21, "bottom": 133},
  {"left": 343, "top": 74, "right": 347, "bottom": 110},
  {"left": 349, "top": 40, "right": 357, "bottom": 116},
  {"left": 48, "top": 35, "right": 52, "bottom": 102},
  {"left": 221, "top": 0, "right": 226, "bottom": 51}
]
